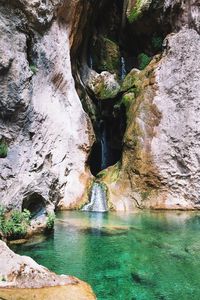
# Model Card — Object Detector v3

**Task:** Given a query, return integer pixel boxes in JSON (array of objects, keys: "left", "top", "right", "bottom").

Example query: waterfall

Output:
[
  {"left": 82, "top": 182, "right": 108, "bottom": 212},
  {"left": 89, "top": 55, "right": 93, "bottom": 69},
  {"left": 120, "top": 57, "right": 126, "bottom": 80},
  {"left": 101, "top": 123, "right": 108, "bottom": 170}
]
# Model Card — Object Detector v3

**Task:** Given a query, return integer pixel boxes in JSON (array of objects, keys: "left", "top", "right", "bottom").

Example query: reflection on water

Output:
[{"left": 12, "top": 211, "right": 200, "bottom": 300}]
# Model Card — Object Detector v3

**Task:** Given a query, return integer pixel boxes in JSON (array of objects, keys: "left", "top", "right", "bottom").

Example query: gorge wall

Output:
[
  {"left": 0, "top": 0, "right": 200, "bottom": 213},
  {"left": 0, "top": 0, "right": 95, "bottom": 213}
]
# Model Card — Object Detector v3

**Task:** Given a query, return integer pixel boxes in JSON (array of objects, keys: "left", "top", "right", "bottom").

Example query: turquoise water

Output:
[{"left": 12, "top": 211, "right": 200, "bottom": 300}]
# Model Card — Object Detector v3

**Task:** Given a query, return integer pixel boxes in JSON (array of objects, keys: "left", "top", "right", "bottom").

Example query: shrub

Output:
[
  {"left": 0, "top": 207, "right": 31, "bottom": 240},
  {"left": 0, "top": 142, "right": 8, "bottom": 158},
  {"left": 30, "top": 64, "right": 38, "bottom": 75},
  {"left": 46, "top": 212, "right": 55, "bottom": 231},
  {"left": 138, "top": 53, "right": 151, "bottom": 70}
]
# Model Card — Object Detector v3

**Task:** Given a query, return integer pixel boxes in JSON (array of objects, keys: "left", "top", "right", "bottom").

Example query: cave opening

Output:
[
  {"left": 22, "top": 193, "right": 46, "bottom": 219},
  {"left": 88, "top": 99, "right": 126, "bottom": 176}
]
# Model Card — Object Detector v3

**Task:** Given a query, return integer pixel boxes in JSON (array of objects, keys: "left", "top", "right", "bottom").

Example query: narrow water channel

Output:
[{"left": 12, "top": 211, "right": 200, "bottom": 300}]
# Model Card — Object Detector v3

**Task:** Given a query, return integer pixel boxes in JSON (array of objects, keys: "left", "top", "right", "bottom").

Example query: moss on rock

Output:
[
  {"left": 92, "top": 36, "right": 120, "bottom": 75},
  {"left": 88, "top": 71, "right": 121, "bottom": 100},
  {"left": 121, "top": 68, "right": 141, "bottom": 93},
  {"left": 127, "top": 0, "right": 152, "bottom": 23},
  {"left": 122, "top": 92, "right": 136, "bottom": 111},
  {"left": 0, "top": 141, "right": 8, "bottom": 158}
]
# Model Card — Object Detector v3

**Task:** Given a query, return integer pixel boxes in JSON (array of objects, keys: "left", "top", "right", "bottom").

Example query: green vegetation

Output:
[
  {"left": 92, "top": 36, "right": 120, "bottom": 74},
  {"left": 122, "top": 92, "right": 136, "bottom": 110},
  {"left": 0, "top": 275, "right": 6, "bottom": 282},
  {"left": 0, "top": 142, "right": 8, "bottom": 158},
  {"left": 138, "top": 53, "right": 151, "bottom": 70},
  {"left": 127, "top": 0, "right": 151, "bottom": 23},
  {"left": 30, "top": 64, "right": 38, "bottom": 75},
  {"left": 152, "top": 35, "right": 163, "bottom": 51},
  {"left": 0, "top": 207, "right": 31, "bottom": 240},
  {"left": 46, "top": 212, "right": 55, "bottom": 231},
  {"left": 121, "top": 68, "right": 141, "bottom": 93}
]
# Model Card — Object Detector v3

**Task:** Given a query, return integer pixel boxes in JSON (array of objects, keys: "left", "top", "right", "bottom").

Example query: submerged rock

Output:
[{"left": 0, "top": 241, "right": 96, "bottom": 300}]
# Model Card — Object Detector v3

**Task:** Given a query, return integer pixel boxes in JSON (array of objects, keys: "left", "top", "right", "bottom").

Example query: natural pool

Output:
[{"left": 12, "top": 211, "right": 200, "bottom": 300}]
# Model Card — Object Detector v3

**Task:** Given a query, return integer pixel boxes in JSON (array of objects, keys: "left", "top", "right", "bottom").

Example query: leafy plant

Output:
[
  {"left": 152, "top": 35, "right": 163, "bottom": 51},
  {"left": 30, "top": 64, "right": 38, "bottom": 75},
  {"left": 46, "top": 212, "right": 55, "bottom": 231},
  {"left": 0, "top": 142, "right": 8, "bottom": 158},
  {"left": 0, "top": 207, "right": 31, "bottom": 240},
  {"left": 138, "top": 53, "right": 151, "bottom": 70}
]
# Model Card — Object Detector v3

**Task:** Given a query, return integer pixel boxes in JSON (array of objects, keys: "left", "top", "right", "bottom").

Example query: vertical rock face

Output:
[
  {"left": 149, "top": 28, "right": 200, "bottom": 209},
  {"left": 0, "top": 0, "right": 200, "bottom": 213},
  {"left": 90, "top": 0, "right": 200, "bottom": 210},
  {"left": 0, "top": 0, "right": 94, "bottom": 212}
]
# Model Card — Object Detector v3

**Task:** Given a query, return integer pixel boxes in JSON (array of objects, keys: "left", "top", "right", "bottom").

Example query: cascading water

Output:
[
  {"left": 89, "top": 54, "right": 93, "bottom": 69},
  {"left": 100, "top": 122, "right": 108, "bottom": 170},
  {"left": 82, "top": 182, "right": 108, "bottom": 212},
  {"left": 120, "top": 56, "right": 126, "bottom": 80}
]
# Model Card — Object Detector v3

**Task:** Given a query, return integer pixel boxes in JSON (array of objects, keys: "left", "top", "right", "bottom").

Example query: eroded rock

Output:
[
  {"left": 86, "top": 69, "right": 120, "bottom": 100},
  {"left": 99, "top": 28, "right": 200, "bottom": 211},
  {"left": 0, "top": 241, "right": 96, "bottom": 300},
  {"left": 0, "top": 1, "right": 94, "bottom": 213}
]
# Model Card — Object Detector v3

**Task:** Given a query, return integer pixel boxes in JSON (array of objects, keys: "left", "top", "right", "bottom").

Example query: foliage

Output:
[
  {"left": 127, "top": 0, "right": 150, "bottom": 23},
  {"left": 138, "top": 53, "right": 151, "bottom": 70},
  {"left": 0, "top": 142, "right": 8, "bottom": 158},
  {"left": 0, "top": 207, "right": 31, "bottom": 240},
  {"left": 46, "top": 212, "right": 55, "bottom": 230},
  {"left": 30, "top": 64, "right": 38, "bottom": 75},
  {"left": 92, "top": 36, "right": 120, "bottom": 75},
  {"left": 152, "top": 35, "right": 163, "bottom": 51}
]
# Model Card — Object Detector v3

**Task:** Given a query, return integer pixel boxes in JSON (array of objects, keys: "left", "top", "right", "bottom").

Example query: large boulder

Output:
[
  {"left": 0, "top": 241, "right": 96, "bottom": 300},
  {"left": 86, "top": 70, "right": 120, "bottom": 100}
]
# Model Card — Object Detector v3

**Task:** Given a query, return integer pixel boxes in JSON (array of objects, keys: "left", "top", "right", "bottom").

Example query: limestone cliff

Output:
[
  {"left": 0, "top": 0, "right": 94, "bottom": 214},
  {"left": 0, "top": 0, "right": 200, "bottom": 213},
  {"left": 73, "top": 0, "right": 200, "bottom": 211}
]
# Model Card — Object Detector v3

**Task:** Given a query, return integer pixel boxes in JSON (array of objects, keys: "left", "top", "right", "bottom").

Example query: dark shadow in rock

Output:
[{"left": 22, "top": 193, "right": 46, "bottom": 219}]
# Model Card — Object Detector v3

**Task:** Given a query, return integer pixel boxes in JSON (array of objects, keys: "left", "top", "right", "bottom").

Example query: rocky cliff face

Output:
[
  {"left": 73, "top": 0, "right": 200, "bottom": 211},
  {"left": 0, "top": 0, "right": 200, "bottom": 213},
  {"left": 0, "top": 0, "right": 94, "bottom": 214}
]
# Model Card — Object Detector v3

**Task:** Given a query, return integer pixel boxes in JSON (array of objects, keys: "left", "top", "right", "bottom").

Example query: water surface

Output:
[{"left": 12, "top": 211, "right": 200, "bottom": 300}]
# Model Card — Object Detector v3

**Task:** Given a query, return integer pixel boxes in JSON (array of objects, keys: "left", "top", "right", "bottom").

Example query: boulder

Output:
[
  {"left": 86, "top": 70, "right": 120, "bottom": 100},
  {"left": 0, "top": 241, "right": 96, "bottom": 300}
]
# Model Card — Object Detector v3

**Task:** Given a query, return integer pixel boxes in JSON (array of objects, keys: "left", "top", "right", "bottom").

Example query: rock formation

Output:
[
  {"left": 0, "top": 0, "right": 200, "bottom": 214},
  {"left": 0, "top": 240, "right": 96, "bottom": 300},
  {"left": 0, "top": 0, "right": 94, "bottom": 216},
  {"left": 73, "top": 0, "right": 200, "bottom": 211}
]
